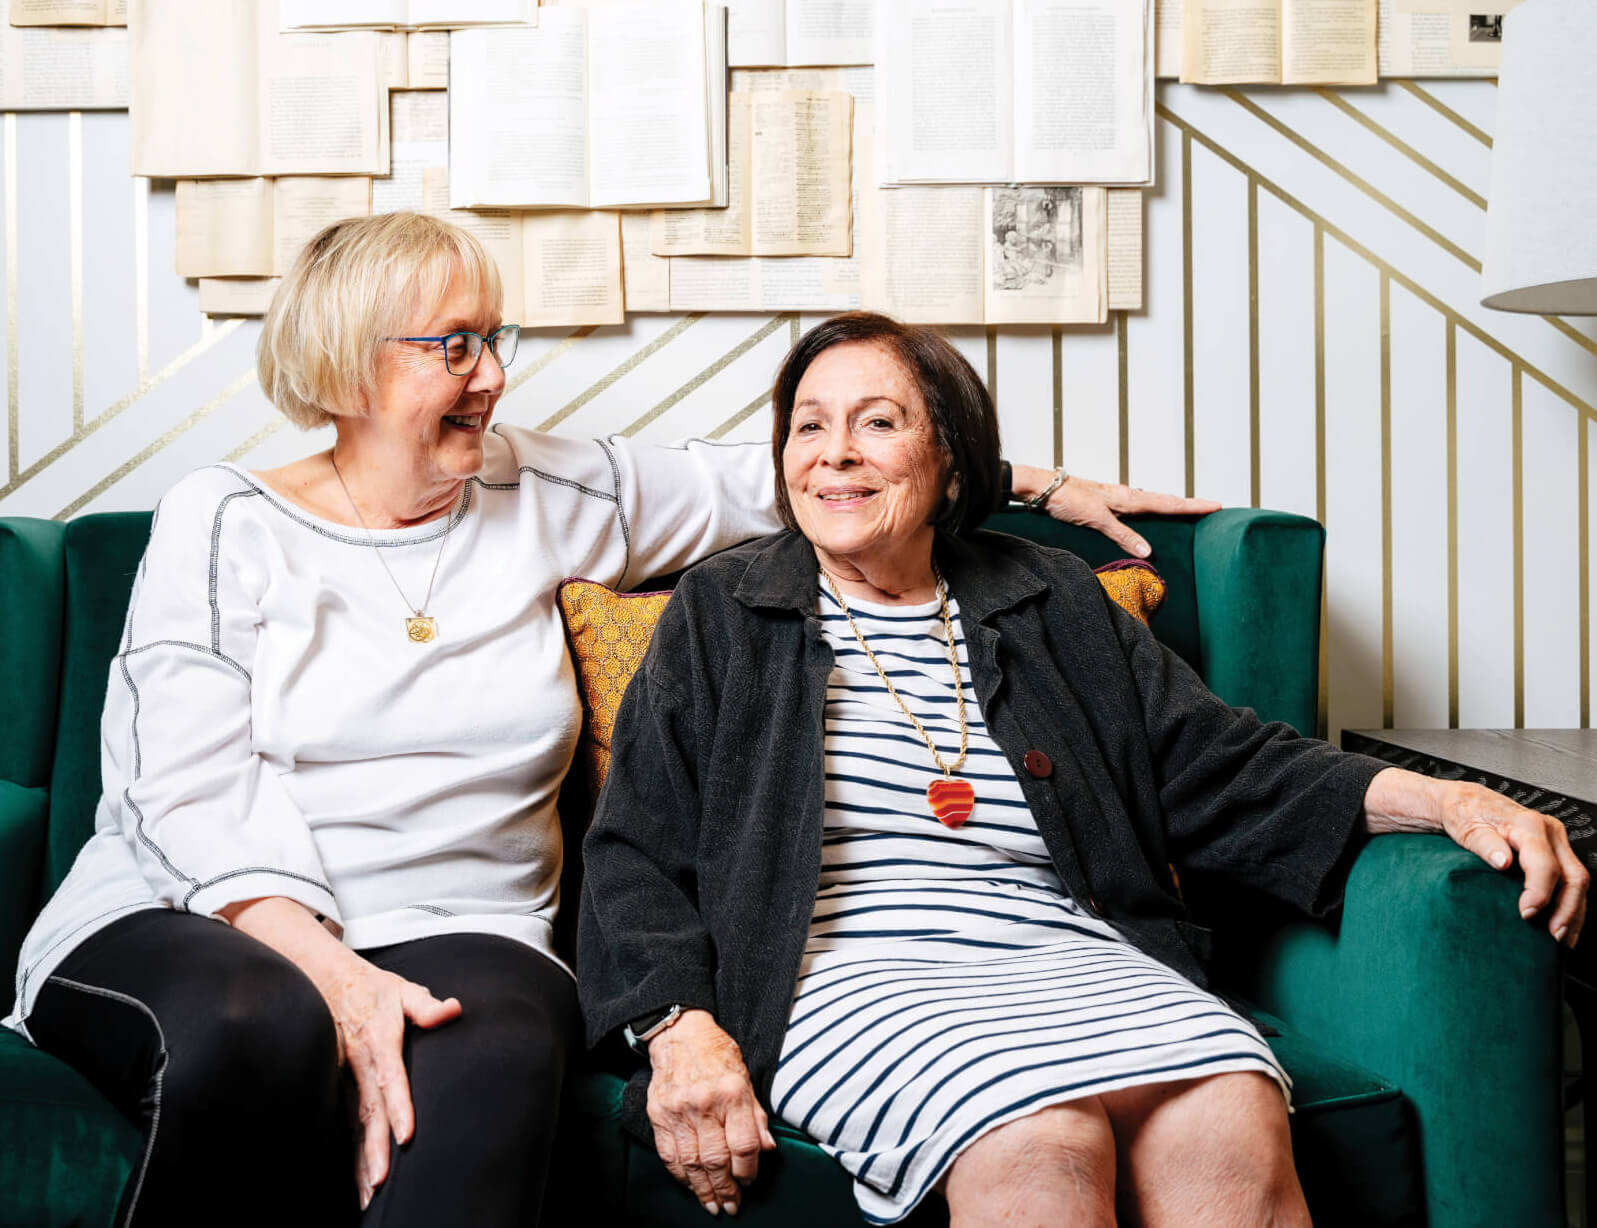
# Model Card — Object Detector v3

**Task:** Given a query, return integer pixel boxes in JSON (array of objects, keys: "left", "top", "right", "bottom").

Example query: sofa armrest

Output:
[
  {"left": 1191, "top": 508, "right": 1323, "bottom": 735},
  {"left": 1247, "top": 835, "right": 1564, "bottom": 1228},
  {"left": 0, "top": 781, "right": 49, "bottom": 979}
]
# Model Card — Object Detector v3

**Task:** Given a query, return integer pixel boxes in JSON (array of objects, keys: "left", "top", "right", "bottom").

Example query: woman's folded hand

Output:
[{"left": 645, "top": 1008, "right": 777, "bottom": 1216}]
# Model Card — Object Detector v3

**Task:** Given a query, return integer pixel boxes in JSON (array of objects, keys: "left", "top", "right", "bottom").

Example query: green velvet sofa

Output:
[{"left": 0, "top": 507, "right": 1563, "bottom": 1227}]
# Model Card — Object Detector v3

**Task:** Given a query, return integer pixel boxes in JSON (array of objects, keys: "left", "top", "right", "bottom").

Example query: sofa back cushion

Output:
[{"left": 46, "top": 514, "right": 153, "bottom": 896}]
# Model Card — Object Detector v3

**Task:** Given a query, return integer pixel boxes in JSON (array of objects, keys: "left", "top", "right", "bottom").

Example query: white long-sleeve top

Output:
[{"left": 7, "top": 426, "right": 781, "bottom": 1029}]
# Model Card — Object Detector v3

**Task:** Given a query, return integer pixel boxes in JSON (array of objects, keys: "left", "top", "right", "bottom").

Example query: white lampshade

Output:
[{"left": 1481, "top": 0, "right": 1597, "bottom": 315}]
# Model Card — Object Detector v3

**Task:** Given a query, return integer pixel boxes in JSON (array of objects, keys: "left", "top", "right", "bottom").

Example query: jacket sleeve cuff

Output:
[
  {"left": 1298, "top": 751, "right": 1390, "bottom": 917},
  {"left": 182, "top": 870, "right": 341, "bottom": 929},
  {"left": 584, "top": 965, "right": 718, "bottom": 1050}
]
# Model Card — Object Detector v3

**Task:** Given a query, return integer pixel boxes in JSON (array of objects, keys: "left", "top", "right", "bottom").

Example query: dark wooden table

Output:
[{"left": 1343, "top": 728, "right": 1597, "bottom": 1209}]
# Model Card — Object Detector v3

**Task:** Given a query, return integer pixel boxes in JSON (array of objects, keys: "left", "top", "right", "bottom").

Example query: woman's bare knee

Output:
[
  {"left": 1110, "top": 1073, "right": 1308, "bottom": 1228},
  {"left": 945, "top": 1100, "right": 1117, "bottom": 1228}
]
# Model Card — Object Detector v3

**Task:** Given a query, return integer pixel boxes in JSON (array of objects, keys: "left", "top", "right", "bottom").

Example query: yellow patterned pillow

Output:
[
  {"left": 558, "top": 561, "right": 1165, "bottom": 796},
  {"left": 557, "top": 579, "right": 673, "bottom": 802},
  {"left": 1093, "top": 559, "right": 1166, "bottom": 626}
]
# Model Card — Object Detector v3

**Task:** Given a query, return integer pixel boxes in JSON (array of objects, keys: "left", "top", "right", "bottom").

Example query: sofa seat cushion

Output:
[
  {"left": 0, "top": 1028, "right": 139, "bottom": 1227},
  {"left": 552, "top": 1009, "right": 1421, "bottom": 1228}
]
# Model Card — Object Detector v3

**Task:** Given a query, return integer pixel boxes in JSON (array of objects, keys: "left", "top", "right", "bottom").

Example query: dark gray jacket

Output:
[{"left": 577, "top": 528, "right": 1385, "bottom": 1139}]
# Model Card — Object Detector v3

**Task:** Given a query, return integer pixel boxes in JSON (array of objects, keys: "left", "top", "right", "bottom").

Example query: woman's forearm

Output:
[
  {"left": 219, "top": 896, "right": 356, "bottom": 984},
  {"left": 1361, "top": 767, "right": 1446, "bottom": 835}
]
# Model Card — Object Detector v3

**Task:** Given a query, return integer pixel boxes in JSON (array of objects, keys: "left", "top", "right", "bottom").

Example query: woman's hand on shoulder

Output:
[
  {"left": 645, "top": 1008, "right": 777, "bottom": 1216},
  {"left": 1009, "top": 464, "right": 1221, "bottom": 559},
  {"left": 1365, "top": 766, "right": 1589, "bottom": 947}
]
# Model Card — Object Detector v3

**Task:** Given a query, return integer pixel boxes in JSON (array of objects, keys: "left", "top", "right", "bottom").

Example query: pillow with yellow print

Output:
[{"left": 558, "top": 559, "right": 1164, "bottom": 797}]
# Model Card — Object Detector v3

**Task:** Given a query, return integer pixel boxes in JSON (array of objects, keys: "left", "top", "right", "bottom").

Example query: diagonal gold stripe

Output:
[
  {"left": 55, "top": 368, "right": 257, "bottom": 519},
  {"left": 1314, "top": 89, "right": 1487, "bottom": 210},
  {"left": 1396, "top": 81, "right": 1491, "bottom": 148},
  {"left": 1116, "top": 310, "right": 1129, "bottom": 486},
  {"left": 536, "top": 314, "right": 703, "bottom": 433},
  {"left": 708, "top": 387, "right": 773, "bottom": 440},
  {"left": 621, "top": 315, "right": 790, "bottom": 437},
  {"left": 1220, "top": 89, "right": 1482, "bottom": 273},
  {"left": 1543, "top": 316, "right": 1597, "bottom": 364},
  {"left": 1181, "top": 131, "right": 1194, "bottom": 500},
  {"left": 1511, "top": 364, "right": 1524, "bottom": 728},
  {"left": 224, "top": 419, "right": 285, "bottom": 464},
  {"left": 1157, "top": 104, "right": 1597, "bottom": 425},
  {"left": 1247, "top": 177, "right": 1260, "bottom": 509},
  {"left": 985, "top": 327, "right": 997, "bottom": 401},
  {"left": 1379, "top": 272, "right": 1393, "bottom": 727},
  {"left": 0, "top": 319, "right": 245, "bottom": 500},
  {"left": 69, "top": 112, "right": 83, "bottom": 433},
  {"left": 1446, "top": 321, "right": 1459, "bottom": 728},
  {"left": 1051, "top": 326, "right": 1062, "bottom": 469},
  {"left": 5, "top": 113, "right": 16, "bottom": 484},
  {"left": 504, "top": 326, "right": 596, "bottom": 397},
  {"left": 1219, "top": 90, "right": 1596, "bottom": 364}
]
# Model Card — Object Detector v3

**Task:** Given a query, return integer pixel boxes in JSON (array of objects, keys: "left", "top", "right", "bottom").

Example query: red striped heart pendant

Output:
[{"left": 927, "top": 778, "right": 976, "bottom": 829}]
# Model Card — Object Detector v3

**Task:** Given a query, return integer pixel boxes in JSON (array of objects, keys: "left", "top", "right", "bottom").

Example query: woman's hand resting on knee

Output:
[
  {"left": 218, "top": 896, "right": 462, "bottom": 1209},
  {"left": 644, "top": 1009, "right": 777, "bottom": 1217}
]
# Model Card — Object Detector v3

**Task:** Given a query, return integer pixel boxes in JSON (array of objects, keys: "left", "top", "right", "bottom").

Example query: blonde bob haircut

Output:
[{"left": 257, "top": 211, "right": 504, "bottom": 430}]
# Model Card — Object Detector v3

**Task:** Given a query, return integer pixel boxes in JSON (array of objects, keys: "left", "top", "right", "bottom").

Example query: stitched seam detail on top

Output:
[
  {"left": 180, "top": 867, "right": 334, "bottom": 912},
  {"left": 204, "top": 464, "right": 474, "bottom": 546},
  {"left": 120, "top": 640, "right": 250, "bottom": 682},
  {"left": 45, "top": 976, "right": 169, "bottom": 1228},
  {"left": 594, "top": 436, "right": 632, "bottom": 585}
]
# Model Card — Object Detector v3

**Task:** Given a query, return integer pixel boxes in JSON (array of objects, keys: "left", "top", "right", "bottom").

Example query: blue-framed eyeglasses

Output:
[{"left": 385, "top": 324, "right": 520, "bottom": 376}]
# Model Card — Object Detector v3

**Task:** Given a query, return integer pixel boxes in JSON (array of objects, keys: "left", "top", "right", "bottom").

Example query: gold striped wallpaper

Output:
[{"left": 0, "top": 83, "right": 1592, "bottom": 743}]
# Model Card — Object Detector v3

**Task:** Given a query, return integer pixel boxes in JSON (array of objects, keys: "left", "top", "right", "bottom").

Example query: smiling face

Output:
[
  {"left": 350, "top": 274, "right": 506, "bottom": 497},
  {"left": 782, "top": 341, "right": 951, "bottom": 588}
]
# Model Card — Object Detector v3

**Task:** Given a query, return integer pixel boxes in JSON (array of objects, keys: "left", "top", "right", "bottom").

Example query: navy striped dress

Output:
[{"left": 769, "top": 584, "right": 1288, "bottom": 1223}]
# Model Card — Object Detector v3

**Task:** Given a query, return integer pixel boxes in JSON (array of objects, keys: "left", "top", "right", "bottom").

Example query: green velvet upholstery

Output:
[
  {"left": 0, "top": 507, "right": 1562, "bottom": 1228},
  {"left": 0, "top": 1029, "right": 139, "bottom": 1228}
]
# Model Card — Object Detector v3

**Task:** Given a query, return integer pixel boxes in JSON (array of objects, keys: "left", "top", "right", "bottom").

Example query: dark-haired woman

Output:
[{"left": 578, "top": 312, "right": 1585, "bottom": 1226}]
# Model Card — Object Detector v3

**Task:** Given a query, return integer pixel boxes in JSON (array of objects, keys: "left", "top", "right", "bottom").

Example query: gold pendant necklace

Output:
[
  {"left": 821, "top": 567, "right": 976, "bottom": 829},
  {"left": 331, "top": 454, "right": 458, "bottom": 644}
]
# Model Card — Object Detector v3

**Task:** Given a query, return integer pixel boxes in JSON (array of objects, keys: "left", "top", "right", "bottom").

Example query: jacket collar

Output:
[{"left": 731, "top": 528, "right": 1048, "bottom": 623}]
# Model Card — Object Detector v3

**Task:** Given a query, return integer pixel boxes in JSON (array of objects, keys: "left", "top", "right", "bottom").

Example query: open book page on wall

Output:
[
  {"left": 667, "top": 96, "right": 869, "bottom": 310},
  {"left": 198, "top": 277, "right": 281, "bottom": 316},
  {"left": 438, "top": 205, "right": 625, "bottom": 326},
  {"left": 877, "top": 0, "right": 1152, "bottom": 187},
  {"left": 622, "top": 213, "right": 671, "bottom": 311},
  {"left": 450, "top": 1, "right": 726, "bottom": 210},
  {"left": 0, "top": 0, "right": 125, "bottom": 107},
  {"left": 406, "top": 30, "right": 449, "bottom": 85},
  {"left": 10, "top": 0, "right": 124, "bottom": 25},
  {"left": 373, "top": 91, "right": 449, "bottom": 214},
  {"left": 131, "top": 0, "right": 388, "bottom": 177},
  {"left": 652, "top": 90, "right": 852, "bottom": 257},
  {"left": 1180, "top": 0, "right": 1375, "bottom": 83},
  {"left": 279, "top": 0, "right": 538, "bottom": 31},
  {"left": 860, "top": 184, "right": 1106, "bottom": 323},
  {"left": 725, "top": 0, "right": 874, "bottom": 66},
  {"left": 176, "top": 178, "right": 373, "bottom": 279},
  {"left": 1106, "top": 186, "right": 1142, "bottom": 311},
  {"left": 1376, "top": 0, "right": 1517, "bottom": 76}
]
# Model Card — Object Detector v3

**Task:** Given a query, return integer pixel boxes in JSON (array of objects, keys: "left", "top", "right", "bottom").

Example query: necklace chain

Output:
[
  {"left": 820, "top": 567, "right": 969, "bottom": 779},
  {"left": 330, "top": 453, "right": 457, "bottom": 619}
]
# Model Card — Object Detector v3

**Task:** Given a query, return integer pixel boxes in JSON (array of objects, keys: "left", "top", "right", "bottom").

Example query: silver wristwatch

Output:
[{"left": 623, "top": 1003, "right": 685, "bottom": 1053}]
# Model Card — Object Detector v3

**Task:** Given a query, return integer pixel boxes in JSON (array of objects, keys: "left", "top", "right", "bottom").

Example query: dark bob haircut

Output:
[{"left": 770, "top": 312, "right": 1001, "bottom": 537}]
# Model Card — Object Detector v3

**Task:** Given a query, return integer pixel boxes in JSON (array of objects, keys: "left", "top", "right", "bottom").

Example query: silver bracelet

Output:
[{"left": 1024, "top": 467, "right": 1070, "bottom": 509}]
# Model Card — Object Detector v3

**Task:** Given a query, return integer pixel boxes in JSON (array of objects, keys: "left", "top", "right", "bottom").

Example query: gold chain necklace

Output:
[
  {"left": 820, "top": 567, "right": 977, "bottom": 829},
  {"left": 330, "top": 453, "right": 457, "bottom": 643}
]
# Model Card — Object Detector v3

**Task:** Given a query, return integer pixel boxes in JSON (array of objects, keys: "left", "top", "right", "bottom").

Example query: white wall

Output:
[{"left": 2, "top": 82, "right": 1593, "bottom": 740}]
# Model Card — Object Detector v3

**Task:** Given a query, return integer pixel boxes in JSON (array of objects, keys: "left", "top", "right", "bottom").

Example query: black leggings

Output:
[{"left": 25, "top": 909, "right": 580, "bottom": 1228}]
